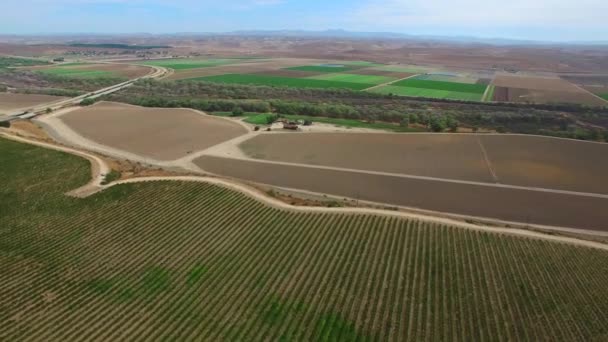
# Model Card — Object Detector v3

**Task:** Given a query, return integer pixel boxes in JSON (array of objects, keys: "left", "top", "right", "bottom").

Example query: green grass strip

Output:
[
  {"left": 190, "top": 74, "right": 373, "bottom": 90},
  {"left": 307, "top": 73, "right": 395, "bottom": 85},
  {"left": 286, "top": 65, "right": 360, "bottom": 73},
  {"left": 391, "top": 79, "right": 487, "bottom": 94}
]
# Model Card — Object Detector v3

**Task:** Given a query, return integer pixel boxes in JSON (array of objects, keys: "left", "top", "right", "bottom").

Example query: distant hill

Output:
[{"left": 68, "top": 43, "right": 171, "bottom": 50}]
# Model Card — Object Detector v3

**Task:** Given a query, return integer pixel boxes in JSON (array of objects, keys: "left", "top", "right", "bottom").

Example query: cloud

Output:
[{"left": 347, "top": 0, "right": 608, "bottom": 29}]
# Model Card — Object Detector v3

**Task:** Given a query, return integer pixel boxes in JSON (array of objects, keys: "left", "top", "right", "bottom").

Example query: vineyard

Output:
[{"left": 1, "top": 137, "right": 608, "bottom": 340}]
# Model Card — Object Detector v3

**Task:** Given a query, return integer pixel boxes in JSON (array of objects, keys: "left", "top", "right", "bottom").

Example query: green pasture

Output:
[
  {"left": 307, "top": 73, "right": 395, "bottom": 85},
  {"left": 369, "top": 85, "right": 484, "bottom": 101},
  {"left": 138, "top": 58, "right": 243, "bottom": 70},
  {"left": 413, "top": 74, "right": 478, "bottom": 84},
  {"left": 392, "top": 78, "right": 487, "bottom": 94},
  {"left": 600, "top": 93, "right": 608, "bottom": 101},
  {"left": 286, "top": 65, "right": 361, "bottom": 73},
  {"left": 372, "top": 65, "right": 428, "bottom": 73},
  {"left": 191, "top": 74, "right": 374, "bottom": 90},
  {"left": 37, "top": 67, "right": 116, "bottom": 79}
]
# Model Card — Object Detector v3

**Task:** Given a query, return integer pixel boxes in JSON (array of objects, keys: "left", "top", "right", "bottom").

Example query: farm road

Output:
[
  {"left": 2, "top": 131, "right": 608, "bottom": 251},
  {"left": 363, "top": 73, "right": 418, "bottom": 91}
]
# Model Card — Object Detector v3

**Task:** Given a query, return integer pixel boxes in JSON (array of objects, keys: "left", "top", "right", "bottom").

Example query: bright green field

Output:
[
  {"left": 392, "top": 79, "right": 487, "bottom": 94},
  {"left": 372, "top": 65, "right": 428, "bottom": 73},
  {"left": 2, "top": 137, "right": 608, "bottom": 340},
  {"left": 369, "top": 85, "right": 484, "bottom": 101},
  {"left": 37, "top": 67, "right": 116, "bottom": 79},
  {"left": 138, "top": 58, "right": 243, "bottom": 70},
  {"left": 600, "top": 93, "right": 608, "bottom": 101},
  {"left": 307, "top": 73, "right": 395, "bottom": 85},
  {"left": 191, "top": 74, "right": 374, "bottom": 90},
  {"left": 286, "top": 65, "right": 360, "bottom": 73},
  {"left": 413, "top": 74, "right": 478, "bottom": 84}
]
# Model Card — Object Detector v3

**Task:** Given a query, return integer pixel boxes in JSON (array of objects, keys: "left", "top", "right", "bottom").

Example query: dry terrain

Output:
[
  {"left": 239, "top": 133, "right": 608, "bottom": 195},
  {"left": 59, "top": 101, "right": 247, "bottom": 160},
  {"left": 0, "top": 93, "right": 67, "bottom": 113}
]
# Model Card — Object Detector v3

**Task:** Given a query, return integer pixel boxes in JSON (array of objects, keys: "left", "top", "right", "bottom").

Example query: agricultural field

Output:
[
  {"left": 492, "top": 75, "right": 607, "bottom": 106},
  {"left": 371, "top": 64, "right": 429, "bottom": 73},
  {"left": 197, "top": 155, "right": 608, "bottom": 230},
  {"left": 0, "top": 93, "right": 67, "bottom": 114},
  {"left": 370, "top": 78, "right": 487, "bottom": 101},
  {"left": 413, "top": 73, "right": 478, "bottom": 84},
  {"left": 32, "top": 63, "right": 150, "bottom": 79},
  {"left": 190, "top": 74, "right": 374, "bottom": 90},
  {"left": 286, "top": 65, "right": 362, "bottom": 73},
  {"left": 2, "top": 137, "right": 608, "bottom": 340},
  {"left": 137, "top": 58, "right": 254, "bottom": 70},
  {"left": 239, "top": 133, "right": 608, "bottom": 195},
  {"left": 58, "top": 101, "right": 247, "bottom": 160},
  {"left": 306, "top": 73, "right": 396, "bottom": 85}
]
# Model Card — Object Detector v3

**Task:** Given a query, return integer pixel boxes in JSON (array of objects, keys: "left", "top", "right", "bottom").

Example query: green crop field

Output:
[
  {"left": 369, "top": 85, "right": 485, "bottom": 101},
  {"left": 191, "top": 74, "right": 374, "bottom": 90},
  {"left": 372, "top": 65, "right": 428, "bottom": 73},
  {"left": 392, "top": 79, "right": 487, "bottom": 94},
  {"left": 600, "top": 93, "right": 608, "bottom": 101},
  {"left": 138, "top": 58, "right": 244, "bottom": 70},
  {"left": 413, "top": 74, "right": 478, "bottom": 84},
  {"left": 2, "top": 137, "right": 608, "bottom": 340},
  {"left": 286, "top": 65, "right": 361, "bottom": 73},
  {"left": 37, "top": 67, "right": 116, "bottom": 79},
  {"left": 0, "top": 57, "right": 50, "bottom": 69},
  {"left": 307, "top": 73, "right": 395, "bottom": 85}
]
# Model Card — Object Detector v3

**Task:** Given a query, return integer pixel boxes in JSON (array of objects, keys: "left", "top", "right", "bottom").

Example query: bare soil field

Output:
[
  {"left": 479, "top": 135, "right": 608, "bottom": 194},
  {"left": 491, "top": 80, "right": 605, "bottom": 106},
  {"left": 240, "top": 133, "right": 494, "bottom": 182},
  {"left": 195, "top": 155, "right": 608, "bottom": 231},
  {"left": 240, "top": 133, "right": 608, "bottom": 195},
  {"left": 60, "top": 101, "right": 247, "bottom": 160},
  {"left": 0, "top": 92, "right": 67, "bottom": 113},
  {"left": 493, "top": 75, "right": 586, "bottom": 92}
]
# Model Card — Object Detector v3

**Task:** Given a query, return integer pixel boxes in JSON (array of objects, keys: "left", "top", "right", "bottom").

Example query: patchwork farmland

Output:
[
  {"left": 107, "top": 56, "right": 608, "bottom": 107},
  {"left": 2, "top": 137, "right": 608, "bottom": 341}
]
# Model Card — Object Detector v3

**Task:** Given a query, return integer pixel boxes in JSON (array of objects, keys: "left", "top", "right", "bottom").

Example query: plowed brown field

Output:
[
  {"left": 60, "top": 101, "right": 247, "bottom": 160},
  {"left": 195, "top": 155, "right": 608, "bottom": 231},
  {"left": 240, "top": 133, "right": 608, "bottom": 194},
  {"left": 0, "top": 93, "right": 67, "bottom": 113}
]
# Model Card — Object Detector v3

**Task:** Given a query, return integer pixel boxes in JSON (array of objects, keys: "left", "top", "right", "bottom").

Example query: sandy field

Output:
[
  {"left": 0, "top": 93, "right": 67, "bottom": 113},
  {"left": 60, "top": 102, "right": 247, "bottom": 161},
  {"left": 240, "top": 133, "right": 494, "bottom": 182},
  {"left": 195, "top": 155, "right": 608, "bottom": 231},
  {"left": 240, "top": 133, "right": 608, "bottom": 194}
]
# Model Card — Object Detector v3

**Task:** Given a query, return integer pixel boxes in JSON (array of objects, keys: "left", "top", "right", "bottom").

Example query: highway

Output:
[{"left": 1, "top": 62, "right": 167, "bottom": 122}]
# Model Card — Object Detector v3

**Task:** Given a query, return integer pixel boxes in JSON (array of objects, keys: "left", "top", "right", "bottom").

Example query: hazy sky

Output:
[{"left": 1, "top": 0, "right": 606, "bottom": 41}]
